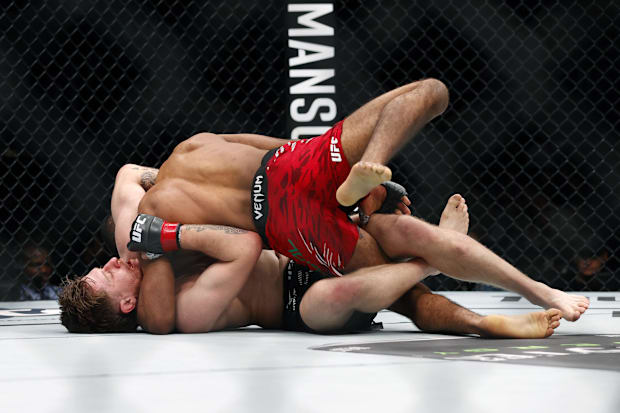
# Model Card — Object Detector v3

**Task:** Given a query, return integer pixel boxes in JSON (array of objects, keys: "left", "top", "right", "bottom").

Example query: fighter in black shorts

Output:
[{"left": 59, "top": 163, "right": 563, "bottom": 339}]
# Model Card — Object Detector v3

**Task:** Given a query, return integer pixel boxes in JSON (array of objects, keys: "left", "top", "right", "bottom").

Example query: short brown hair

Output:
[{"left": 58, "top": 276, "right": 138, "bottom": 333}]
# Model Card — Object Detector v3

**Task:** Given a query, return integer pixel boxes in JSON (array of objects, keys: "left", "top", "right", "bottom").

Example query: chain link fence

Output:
[{"left": 1, "top": 1, "right": 618, "bottom": 300}]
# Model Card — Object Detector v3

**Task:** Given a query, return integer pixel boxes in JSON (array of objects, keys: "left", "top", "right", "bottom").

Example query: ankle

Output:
[
  {"left": 473, "top": 315, "right": 491, "bottom": 337},
  {"left": 524, "top": 281, "right": 551, "bottom": 307}
]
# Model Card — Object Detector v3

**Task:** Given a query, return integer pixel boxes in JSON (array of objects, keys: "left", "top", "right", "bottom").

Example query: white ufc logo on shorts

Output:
[{"left": 330, "top": 136, "right": 341, "bottom": 162}]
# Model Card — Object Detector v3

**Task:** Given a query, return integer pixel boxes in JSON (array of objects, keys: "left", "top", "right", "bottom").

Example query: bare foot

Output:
[
  {"left": 534, "top": 287, "right": 589, "bottom": 321},
  {"left": 479, "top": 309, "right": 562, "bottom": 339},
  {"left": 336, "top": 162, "right": 392, "bottom": 207},
  {"left": 439, "top": 194, "right": 469, "bottom": 234},
  {"left": 421, "top": 195, "right": 470, "bottom": 276}
]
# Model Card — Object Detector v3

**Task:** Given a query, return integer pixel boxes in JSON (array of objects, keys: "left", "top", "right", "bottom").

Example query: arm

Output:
[
  {"left": 137, "top": 256, "right": 176, "bottom": 334},
  {"left": 127, "top": 215, "right": 263, "bottom": 334},
  {"left": 111, "top": 164, "right": 158, "bottom": 259},
  {"left": 173, "top": 225, "right": 263, "bottom": 333}
]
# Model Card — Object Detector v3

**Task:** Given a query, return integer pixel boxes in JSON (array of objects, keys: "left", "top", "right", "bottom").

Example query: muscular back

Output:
[{"left": 139, "top": 133, "right": 267, "bottom": 230}]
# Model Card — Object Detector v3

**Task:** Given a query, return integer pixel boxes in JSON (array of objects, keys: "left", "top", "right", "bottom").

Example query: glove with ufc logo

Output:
[{"left": 127, "top": 214, "right": 181, "bottom": 258}]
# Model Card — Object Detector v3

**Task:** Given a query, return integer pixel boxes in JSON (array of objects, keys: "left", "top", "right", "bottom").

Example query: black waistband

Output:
[{"left": 251, "top": 148, "right": 277, "bottom": 248}]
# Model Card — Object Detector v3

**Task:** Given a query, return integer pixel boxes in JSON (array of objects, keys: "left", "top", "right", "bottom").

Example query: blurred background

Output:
[{"left": 1, "top": 0, "right": 618, "bottom": 300}]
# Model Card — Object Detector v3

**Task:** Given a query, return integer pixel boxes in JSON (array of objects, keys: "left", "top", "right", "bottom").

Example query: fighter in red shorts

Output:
[
  {"left": 253, "top": 121, "right": 358, "bottom": 276},
  {"left": 90, "top": 79, "right": 587, "bottom": 332}
]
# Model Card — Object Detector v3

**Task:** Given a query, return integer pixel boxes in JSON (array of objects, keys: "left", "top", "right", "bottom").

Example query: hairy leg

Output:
[
  {"left": 301, "top": 194, "right": 469, "bottom": 332},
  {"left": 389, "top": 200, "right": 562, "bottom": 338},
  {"left": 344, "top": 194, "right": 467, "bottom": 273},
  {"left": 365, "top": 211, "right": 589, "bottom": 321},
  {"left": 336, "top": 78, "right": 449, "bottom": 206},
  {"left": 390, "top": 283, "right": 562, "bottom": 338},
  {"left": 339, "top": 78, "right": 449, "bottom": 168}
]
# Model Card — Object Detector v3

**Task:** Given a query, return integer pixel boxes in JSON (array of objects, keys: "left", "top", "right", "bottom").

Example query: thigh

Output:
[
  {"left": 344, "top": 226, "right": 390, "bottom": 272},
  {"left": 364, "top": 213, "right": 437, "bottom": 259},
  {"left": 340, "top": 80, "right": 427, "bottom": 163}
]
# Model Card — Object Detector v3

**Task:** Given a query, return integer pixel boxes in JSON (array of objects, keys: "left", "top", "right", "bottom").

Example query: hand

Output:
[
  {"left": 127, "top": 214, "right": 180, "bottom": 254},
  {"left": 358, "top": 181, "right": 413, "bottom": 225},
  {"left": 377, "top": 181, "right": 412, "bottom": 215},
  {"left": 395, "top": 195, "right": 411, "bottom": 215}
]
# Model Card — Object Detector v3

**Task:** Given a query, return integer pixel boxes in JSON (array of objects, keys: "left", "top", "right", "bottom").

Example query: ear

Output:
[{"left": 119, "top": 296, "right": 137, "bottom": 314}]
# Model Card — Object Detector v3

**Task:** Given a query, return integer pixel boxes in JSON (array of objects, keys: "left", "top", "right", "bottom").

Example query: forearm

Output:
[
  {"left": 174, "top": 228, "right": 263, "bottom": 333},
  {"left": 175, "top": 258, "right": 255, "bottom": 333},
  {"left": 178, "top": 224, "right": 263, "bottom": 262},
  {"left": 137, "top": 258, "right": 176, "bottom": 334}
]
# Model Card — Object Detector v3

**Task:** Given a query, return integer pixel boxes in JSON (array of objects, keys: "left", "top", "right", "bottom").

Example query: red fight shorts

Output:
[{"left": 251, "top": 120, "right": 359, "bottom": 276}]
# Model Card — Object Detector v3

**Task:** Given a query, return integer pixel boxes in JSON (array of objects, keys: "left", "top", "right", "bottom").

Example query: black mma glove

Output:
[
  {"left": 359, "top": 181, "right": 412, "bottom": 226},
  {"left": 377, "top": 181, "right": 410, "bottom": 214},
  {"left": 127, "top": 214, "right": 181, "bottom": 257}
]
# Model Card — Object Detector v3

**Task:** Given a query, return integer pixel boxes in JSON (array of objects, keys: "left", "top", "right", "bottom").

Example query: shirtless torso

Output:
[
  {"left": 139, "top": 133, "right": 272, "bottom": 231},
  {"left": 173, "top": 249, "right": 287, "bottom": 330}
]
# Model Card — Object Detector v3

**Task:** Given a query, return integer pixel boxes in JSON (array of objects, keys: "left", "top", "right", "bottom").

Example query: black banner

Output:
[{"left": 286, "top": 1, "right": 338, "bottom": 139}]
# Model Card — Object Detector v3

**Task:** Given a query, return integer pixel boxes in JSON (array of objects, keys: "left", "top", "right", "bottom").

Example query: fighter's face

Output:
[{"left": 83, "top": 257, "right": 142, "bottom": 302}]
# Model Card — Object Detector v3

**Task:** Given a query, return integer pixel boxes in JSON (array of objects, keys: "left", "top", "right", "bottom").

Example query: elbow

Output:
[
  {"left": 229, "top": 232, "right": 263, "bottom": 269},
  {"left": 176, "top": 322, "right": 213, "bottom": 334},
  {"left": 141, "top": 309, "right": 176, "bottom": 335},
  {"left": 147, "top": 326, "right": 173, "bottom": 335},
  {"left": 241, "top": 232, "right": 263, "bottom": 261},
  {"left": 144, "top": 316, "right": 175, "bottom": 335},
  {"left": 237, "top": 231, "right": 263, "bottom": 257},
  {"left": 115, "top": 164, "right": 138, "bottom": 182}
]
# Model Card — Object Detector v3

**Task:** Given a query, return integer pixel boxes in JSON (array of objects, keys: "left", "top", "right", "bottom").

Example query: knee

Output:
[
  {"left": 420, "top": 78, "right": 449, "bottom": 115},
  {"left": 411, "top": 282, "right": 432, "bottom": 296},
  {"left": 312, "top": 278, "right": 361, "bottom": 311},
  {"left": 396, "top": 216, "right": 437, "bottom": 249},
  {"left": 441, "top": 229, "right": 471, "bottom": 259},
  {"left": 398, "top": 218, "right": 471, "bottom": 259}
]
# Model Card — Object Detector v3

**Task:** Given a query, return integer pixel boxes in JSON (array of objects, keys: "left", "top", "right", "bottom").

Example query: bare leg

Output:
[
  {"left": 364, "top": 209, "right": 589, "bottom": 321},
  {"left": 301, "top": 194, "right": 567, "bottom": 335},
  {"left": 300, "top": 259, "right": 435, "bottom": 331},
  {"left": 336, "top": 78, "right": 449, "bottom": 206},
  {"left": 391, "top": 197, "right": 562, "bottom": 338},
  {"left": 390, "top": 283, "right": 562, "bottom": 338},
  {"left": 300, "top": 194, "right": 466, "bottom": 331}
]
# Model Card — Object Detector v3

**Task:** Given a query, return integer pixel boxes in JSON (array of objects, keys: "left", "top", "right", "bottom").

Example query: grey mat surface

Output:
[
  {"left": 2, "top": 292, "right": 619, "bottom": 413},
  {"left": 315, "top": 334, "right": 620, "bottom": 371}
]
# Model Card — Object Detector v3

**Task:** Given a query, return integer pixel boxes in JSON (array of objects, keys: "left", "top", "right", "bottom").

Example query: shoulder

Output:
[{"left": 174, "top": 133, "right": 223, "bottom": 153}]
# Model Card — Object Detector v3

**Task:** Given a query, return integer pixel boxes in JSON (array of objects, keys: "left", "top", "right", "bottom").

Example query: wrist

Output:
[{"left": 160, "top": 221, "right": 181, "bottom": 251}]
